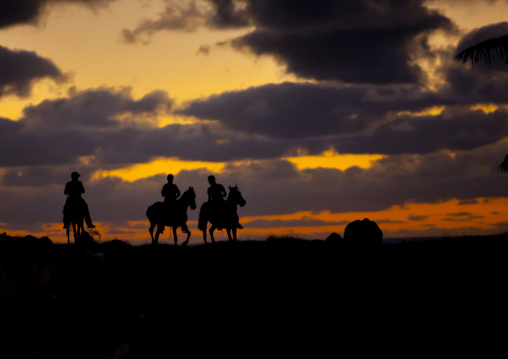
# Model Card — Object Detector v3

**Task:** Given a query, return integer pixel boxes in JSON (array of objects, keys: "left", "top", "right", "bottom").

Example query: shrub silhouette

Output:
[{"left": 343, "top": 218, "right": 383, "bottom": 245}]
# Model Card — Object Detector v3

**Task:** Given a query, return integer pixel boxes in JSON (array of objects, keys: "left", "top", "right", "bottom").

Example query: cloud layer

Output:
[
  {"left": 0, "top": 46, "right": 66, "bottom": 98},
  {"left": 123, "top": 0, "right": 454, "bottom": 84},
  {"left": 2, "top": 0, "right": 508, "bottom": 241},
  {"left": 0, "top": 0, "right": 115, "bottom": 29}
]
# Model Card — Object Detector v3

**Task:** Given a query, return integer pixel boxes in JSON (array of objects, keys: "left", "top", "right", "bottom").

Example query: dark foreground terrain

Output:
[{"left": 1, "top": 233, "right": 507, "bottom": 358}]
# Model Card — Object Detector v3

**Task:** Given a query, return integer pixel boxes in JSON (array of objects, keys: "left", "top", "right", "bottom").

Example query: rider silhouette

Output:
[
  {"left": 207, "top": 175, "right": 242, "bottom": 229},
  {"left": 207, "top": 175, "right": 226, "bottom": 230},
  {"left": 162, "top": 174, "right": 180, "bottom": 206},
  {"left": 207, "top": 175, "right": 226, "bottom": 203},
  {"left": 63, "top": 172, "right": 95, "bottom": 229}
]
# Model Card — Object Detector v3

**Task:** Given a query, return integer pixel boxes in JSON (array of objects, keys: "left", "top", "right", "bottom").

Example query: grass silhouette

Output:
[{"left": 1, "top": 232, "right": 506, "bottom": 357}]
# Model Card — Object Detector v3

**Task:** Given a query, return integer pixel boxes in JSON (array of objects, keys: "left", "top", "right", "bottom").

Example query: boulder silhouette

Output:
[
  {"left": 0, "top": 232, "right": 53, "bottom": 247},
  {"left": 344, "top": 218, "right": 383, "bottom": 245},
  {"left": 325, "top": 232, "right": 343, "bottom": 242}
]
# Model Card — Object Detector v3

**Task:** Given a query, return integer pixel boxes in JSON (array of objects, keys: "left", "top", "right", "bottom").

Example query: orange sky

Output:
[{"left": 2, "top": 0, "right": 508, "bottom": 244}]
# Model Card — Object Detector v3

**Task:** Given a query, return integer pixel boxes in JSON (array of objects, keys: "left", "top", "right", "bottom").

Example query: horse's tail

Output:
[
  {"left": 198, "top": 202, "right": 208, "bottom": 231},
  {"left": 146, "top": 203, "right": 154, "bottom": 220}
]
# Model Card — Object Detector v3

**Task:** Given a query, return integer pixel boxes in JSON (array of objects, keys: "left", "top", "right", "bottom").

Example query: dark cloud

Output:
[
  {"left": 0, "top": 46, "right": 66, "bottom": 98},
  {"left": 0, "top": 0, "right": 115, "bottom": 29},
  {"left": 1, "top": 87, "right": 318, "bottom": 168},
  {"left": 178, "top": 80, "right": 508, "bottom": 156},
  {"left": 178, "top": 82, "right": 440, "bottom": 139},
  {"left": 164, "top": 141, "right": 508, "bottom": 219},
  {"left": 376, "top": 219, "right": 406, "bottom": 224},
  {"left": 442, "top": 215, "right": 485, "bottom": 222},
  {"left": 238, "top": 144, "right": 508, "bottom": 216},
  {"left": 209, "top": 0, "right": 250, "bottom": 29},
  {"left": 232, "top": 28, "right": 424, "bottom": 84},
  {"left": 245, "top": 218, "right": 350, "bottom": 229},
  {"left": 122, "top": 0, "right": 250, "bottom": 43},
  {"left": 123, "top": 0, "right": 453, "bottom": 84},
  {"left": 408, "top": 214, "right": 428, "bottom": 221},
  {"left": 0, "top": 89, "right": 174, "bottom": 167},
  {"left": 443, "top": 67, "right": 508, "bottom": 105},
  {"left": 19, "top": 88, "right": 173, "bottom": 133},
  {"left": 2, "top": 141, "right": 507, "bottom": 239},
  {"left": 233, "top": 0, "right": 454, "bottom": 84},
  {"left": 446, "top": 212, "right": 473, "bottom": 216},
  {"left": 0, "top": 117, "right": 22, "bottom": 133},
  {"left": 458, "top": 198, "right": 479, "bottom": 205},
  {"left": 334, "top": 107, "right": 508, "bottom": 155}
]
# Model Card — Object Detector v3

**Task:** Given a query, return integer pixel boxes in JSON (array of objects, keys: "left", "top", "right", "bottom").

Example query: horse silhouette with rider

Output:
[
  {"left": 61, "top": 172, "right": 245, "bottom": 245},
  {"left": 146, "top": 184, "right": 197, "bottom": 245},
  {"left": 146, "top": 174, "right": 246, "bottom": 245},
  {"left": 62, "top": 172, "right": 96, "bottom": 244},
  {"left": 198, "top": 175, "right": 246, "bottom": 243}
]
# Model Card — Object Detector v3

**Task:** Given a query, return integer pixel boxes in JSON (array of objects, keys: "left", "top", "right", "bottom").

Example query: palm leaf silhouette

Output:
[
  {"left": 455, "top": 34, "right": 508, "bottom": 172},
  {"left": 455, "top": 34, "right": 508, "bottom": 65},
  {"left": 498, "top": 155, "right": 508, "bottom": 172}
]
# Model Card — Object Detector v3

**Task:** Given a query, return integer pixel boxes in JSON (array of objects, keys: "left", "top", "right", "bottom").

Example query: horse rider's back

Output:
[
  {"left": 65, "top": 180, "right": 84, "bottom": 199},
  {"left": 162, "top": 183, "right": 180, "bottom": 203},
  {"left": 208, "top": 183, "right": 226, "bottom": 203}
]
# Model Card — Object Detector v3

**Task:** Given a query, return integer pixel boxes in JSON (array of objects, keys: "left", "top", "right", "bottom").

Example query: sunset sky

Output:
[{"left": 3, "top": 0, "right": 508, "bottom": 244}]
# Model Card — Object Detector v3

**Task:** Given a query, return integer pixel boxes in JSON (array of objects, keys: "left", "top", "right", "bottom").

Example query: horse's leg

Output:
[
  {"left": 209, "top": 225, "right": 217, "bottom": 243},
  {"left": 72, "top": 223, "right": 77, "bottom": 242},
  {"left": 77, "top": 219, "right": 83, "bottom": 238},
  {"left": 202, "top": 221, "right": 208, "bottom": 243},
  {"left": 182, "top": 230, "right": 191, "bottom": 246},
  {"left": 232, "top": 227, "right": 237, "bottom": 242},
  {"left": 154, "top": 225, "right": 163, "bottom": 245},
  {"left": 66, "top": 227, "right": 70, "bottom": 244},
  {"left": 173, "top": 226, "right": 178, "bottom": 246},
  {"left": 149, "top": 222, "right": 155, "bottom": 244},
  {"left": 226, "top": 228, "right": 233, "bottom": 241}
]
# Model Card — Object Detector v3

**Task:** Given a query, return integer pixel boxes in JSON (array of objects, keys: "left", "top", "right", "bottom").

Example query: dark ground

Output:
[{"left": 1, "top": 233, "right": 507, "bottom": 358}]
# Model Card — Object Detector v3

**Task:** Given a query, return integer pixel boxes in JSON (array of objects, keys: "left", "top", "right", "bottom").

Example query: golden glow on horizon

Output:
[
  {"left": 397, "top": 105, "right": 445, "bottom": 118},
  {"left": 92, "top": 157, "right": 225, "bottom": 182},
  {"left": 21, "top": 197, "right": 508, "bottom": 244},
  {"left": 285, "top": 148, "right": 384, "bottom": 171},
  {"left": 91, "top": 148, "right": 385, "bottom": 183},
  {"left": 240, "top": 197, "right": 508, "bottom": 237},
  {"left": 3, "top": 1, "right": 508, "bottom": 245},
  {"left": 470, "top": 103, "right": 500, "bottom": 114},
  {"left": 158, "top": 114, "right": 205, "bottom": 127}
]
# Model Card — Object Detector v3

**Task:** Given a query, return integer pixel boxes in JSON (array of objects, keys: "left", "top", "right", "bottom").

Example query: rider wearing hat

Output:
[
  {"left": 206, "top": 175, "right": 243, "bottom": 229},
  {"left": 63, "top": 172, "right": 95, "bottom": 229}
]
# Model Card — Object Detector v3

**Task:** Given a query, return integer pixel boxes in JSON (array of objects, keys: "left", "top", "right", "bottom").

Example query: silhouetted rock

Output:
[
  {"left": 325, "top": 232, "right": 343, "bottom": 242},
  {"left": 344, "top": 218, "right": 383, "bottom": 245},
  {"left": 0, "top": 233, "right": 53, "bottom": 247},
  {"left": 101, "top": 239, "right": 132, "bottom": 249}
]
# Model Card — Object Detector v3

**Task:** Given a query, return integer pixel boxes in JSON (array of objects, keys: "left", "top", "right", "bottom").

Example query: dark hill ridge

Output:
[{"left": 1, "top": 233, "right": 507, "bottom": 358}]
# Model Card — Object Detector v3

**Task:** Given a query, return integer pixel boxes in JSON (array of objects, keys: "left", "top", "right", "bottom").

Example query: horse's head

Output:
[
  {"left": 181, "top": 186, "right": 197, "bottom": 210},
  {"left": 228, "top": 185, "right": 246, "bottom": 207}
]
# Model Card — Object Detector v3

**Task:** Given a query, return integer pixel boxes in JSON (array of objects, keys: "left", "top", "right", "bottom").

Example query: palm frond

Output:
[
  {"left": 454, "top": 34, "right": 508, "bottom": 65},
  {"left": 498, "top": 154, "right": 508, "bottom": 172}
]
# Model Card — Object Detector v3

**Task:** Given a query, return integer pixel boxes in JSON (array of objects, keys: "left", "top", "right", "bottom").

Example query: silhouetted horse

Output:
[
  {"left": 198, "top": 185, "right": 246, "bottom": 243},
  {"left": 63, "top": 206, "right": 84, "bottom": 244},
  {"left": 146, "top": 187, "right": 196, "bottom": 245}
]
